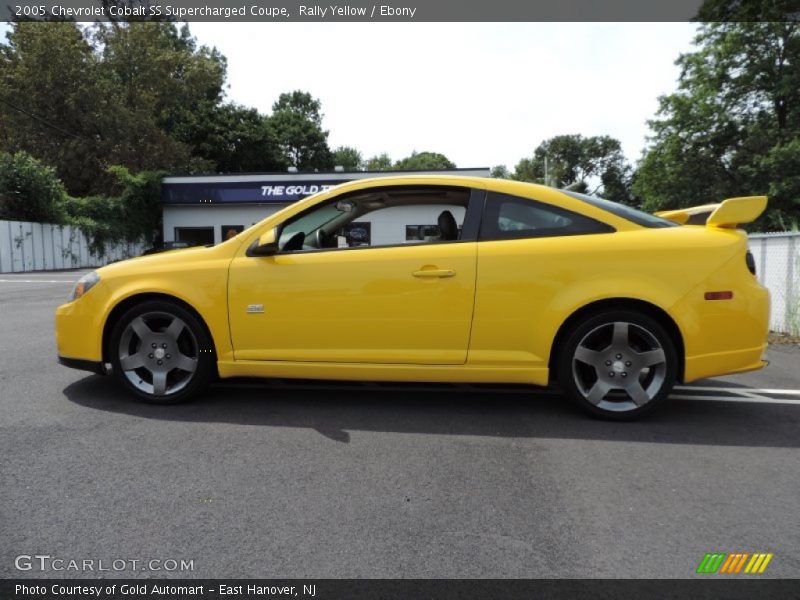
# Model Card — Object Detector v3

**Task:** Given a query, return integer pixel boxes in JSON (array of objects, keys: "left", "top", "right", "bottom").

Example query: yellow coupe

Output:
[{"left": 55, "top": 176, "right": 770, "bottom": 419}]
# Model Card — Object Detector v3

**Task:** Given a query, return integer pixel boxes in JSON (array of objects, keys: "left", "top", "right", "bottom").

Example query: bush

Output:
[
  {"left": 0, "top": 151, "right": 68, "bottom": 224},
  {"left": 65, "top": 166, "right": 165, "bottom": 254}
]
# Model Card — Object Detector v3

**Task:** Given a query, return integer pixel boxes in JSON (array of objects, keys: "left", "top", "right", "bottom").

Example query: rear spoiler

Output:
[{"left": 654, "top": 196, "right": 767, "bottom": 228}]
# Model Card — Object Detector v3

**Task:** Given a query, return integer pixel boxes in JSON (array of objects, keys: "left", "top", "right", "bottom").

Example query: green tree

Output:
[
  {"left": 332, "top": 146, "right": 363, "bottom": 170},
  {"left": 0, "top": 151, "right": 67, "bottom": 223},
  {"left": 179, "top": 103, "right": 286, "bottom": 173},
  {"left": 66, "top": 166, "right": 165, "bottom": 249},
  {"left": 0, "top": 23, "right": 107, "bottom": 195},
  {"left": 95, "top": 22, "right": 225, "bottom": 175},
  {"left": 269, "top": 91, "right": 333, "bottom": 171},
  {"left": 513, "top": 135, "right": 633, "bottom": 202},
  {"left": 394, "top": 151, "right": 455, "bottom": 170},
  {"left": 364, "top": 153, "right": 393, "bottom": 171},
  {"left": 490, "top": 165, "right": 510, "bottom": 178},
  {"left": 0, "top": 21, "right": 226, "bottom": 195},
  {"left": 634, "top": 21, "right": 800, "bottom": 229}
]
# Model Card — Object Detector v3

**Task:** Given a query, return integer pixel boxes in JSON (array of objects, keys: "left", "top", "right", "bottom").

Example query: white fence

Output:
[
  {"left": 749, "top": 232, "right": 799, "bottom": 335},
  {"left": 0, "top": 219, "right": 145, "bottom": 273}
]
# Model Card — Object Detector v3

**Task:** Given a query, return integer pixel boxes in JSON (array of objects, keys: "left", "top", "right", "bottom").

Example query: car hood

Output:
[{"left": 96, "top": 242, "right": 236, "bottom": 280}]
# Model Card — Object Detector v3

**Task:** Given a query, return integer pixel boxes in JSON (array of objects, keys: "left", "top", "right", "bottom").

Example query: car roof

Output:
[{"left": 324, "top": 175, "right": 641, "bottom": 231}]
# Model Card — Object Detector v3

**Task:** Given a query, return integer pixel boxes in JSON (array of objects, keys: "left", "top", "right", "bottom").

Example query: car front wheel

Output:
[
  {"left": 109, "top": 300, "right": 215, "bottom": 404},
  {"left": 557, "top": 310, "right": 677, "bottom": 420}
]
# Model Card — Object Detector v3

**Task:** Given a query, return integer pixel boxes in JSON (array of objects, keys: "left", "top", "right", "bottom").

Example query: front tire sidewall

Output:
[
  {"left": 557, "top": 310, "right": 678, "bottom": 420},
  {"left": 109, "top": 300, "right": 215, "bottom": 404}
]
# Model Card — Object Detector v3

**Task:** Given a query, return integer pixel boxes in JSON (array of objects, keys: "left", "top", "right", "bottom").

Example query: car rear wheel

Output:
[
  {"left": 109, "top": 300, "right": 215, "bottom": 404},
  {"left": 556, "top": 310, "right": 677, "bottom": 420}
]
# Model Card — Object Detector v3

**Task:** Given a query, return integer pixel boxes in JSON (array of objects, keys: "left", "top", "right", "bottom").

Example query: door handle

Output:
[{"left": 412, "top": 269, "right": 456, "bottom": 278}]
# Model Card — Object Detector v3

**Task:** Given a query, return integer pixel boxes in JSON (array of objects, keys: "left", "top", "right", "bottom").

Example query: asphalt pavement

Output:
[{"left": 1, "top": 270, "right": 799, "bottom": 579}]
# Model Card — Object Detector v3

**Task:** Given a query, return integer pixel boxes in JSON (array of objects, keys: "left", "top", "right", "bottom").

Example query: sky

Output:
[
  {"left": 189, "top": 23, "right": 699, "bottom": 169},
  {"left": 0, "top": 21, "right": 698, "bottom": 170}
]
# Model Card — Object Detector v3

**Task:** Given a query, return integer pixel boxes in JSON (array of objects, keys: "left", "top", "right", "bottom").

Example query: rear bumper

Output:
[
  {"left": 57, "top": 355, "right": 106, "bottom": 375},
  {"left": 684, "top": 343, "right": 768, "bottom": 383}
]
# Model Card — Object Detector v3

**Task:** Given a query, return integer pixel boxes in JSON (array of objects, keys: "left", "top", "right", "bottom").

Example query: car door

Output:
[
  {"left": 227, "top": 186, "right": 483, "bottom": 365},
  {"left": 468, "top": 191, "right": 616, "bottom": 369}
]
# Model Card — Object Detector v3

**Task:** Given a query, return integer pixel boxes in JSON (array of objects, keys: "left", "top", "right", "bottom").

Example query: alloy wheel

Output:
[
  {"left": 571, "top": 321, "right": 668, "bottom": 412},
  {"left": 117, "top": 311, "right": 199, "bottom": 397}
]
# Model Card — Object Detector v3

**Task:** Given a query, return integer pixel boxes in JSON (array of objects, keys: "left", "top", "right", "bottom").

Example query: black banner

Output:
[
  {"left": 3, "top": 0, "right": 800, "bottom": 23},
  {"left": 3, "top": 579, "right": 800, "bottom": 600}
]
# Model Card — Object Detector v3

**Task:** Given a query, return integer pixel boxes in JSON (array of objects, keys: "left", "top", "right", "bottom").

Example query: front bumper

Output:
[
  {"left": 54, "top": 285, "right": 109, "bottom": 363},
  {"left": 57, "top": 355, "right": 107, "bottom": 375}
]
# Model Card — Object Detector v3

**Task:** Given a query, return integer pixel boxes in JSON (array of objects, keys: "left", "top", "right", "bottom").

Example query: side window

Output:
[
  {"left": 480, "top": 192, "right": 614, "bottom": 240},
  {"left": 277, "top": 186, "right": 476, "bottom": 252}
]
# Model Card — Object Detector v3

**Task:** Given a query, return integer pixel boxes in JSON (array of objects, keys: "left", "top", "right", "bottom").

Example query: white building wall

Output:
[
  {"left": 162, "top": 169, "right": 491, "bottom": 245},
  {"left": 163, "top": 204, "right": 289, "bottom": 244},
  {"left": 366, "top": 205, "right": 466, "bottom": 246}
]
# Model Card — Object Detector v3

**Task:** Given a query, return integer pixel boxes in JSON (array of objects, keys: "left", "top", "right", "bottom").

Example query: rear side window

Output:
[
  {"left": 562, "top": 190, "right": 679, "bottom": 228},
  {"left": 480, "top": 192, "right": 614, "bottom": 240}
]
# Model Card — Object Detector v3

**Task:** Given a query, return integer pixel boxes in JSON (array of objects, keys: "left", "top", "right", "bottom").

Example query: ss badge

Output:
[{"left": 246, "top": 304, "right": 264, "bottom": 314}]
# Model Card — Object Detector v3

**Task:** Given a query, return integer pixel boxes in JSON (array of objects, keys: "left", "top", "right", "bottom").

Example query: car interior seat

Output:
[{"left": 437, "top": 210, "right": 459, "bottom": 241}]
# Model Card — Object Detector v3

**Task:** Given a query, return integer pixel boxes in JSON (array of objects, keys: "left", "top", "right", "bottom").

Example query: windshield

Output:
[
  {"left": 280, "top": 202, "right": 344, "bottom": 239},
  {"left": 562, "top": 190, "right": 679, "bottom": 229}
]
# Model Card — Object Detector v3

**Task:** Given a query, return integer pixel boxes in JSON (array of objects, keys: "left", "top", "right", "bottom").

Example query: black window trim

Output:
[
  {"left": 561, "top": 189, "right": 679, "bottom": 229},
  {"left": 478, "top": 191, "right": 615, "bottom": 242}
]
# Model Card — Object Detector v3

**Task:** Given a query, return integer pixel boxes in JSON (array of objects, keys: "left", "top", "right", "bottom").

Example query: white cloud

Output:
[{"left": 189, "top": 22, "right": 698, "bottom": 169}]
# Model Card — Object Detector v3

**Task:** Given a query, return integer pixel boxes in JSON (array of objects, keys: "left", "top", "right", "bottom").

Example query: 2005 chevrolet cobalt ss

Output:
[{"left": 55, "top": 176, "right": 770, "bottom": 419}]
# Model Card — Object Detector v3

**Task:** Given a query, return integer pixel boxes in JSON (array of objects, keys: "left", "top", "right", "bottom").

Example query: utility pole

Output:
[{"left": 544, "top": 154, "right": 549, "bottom": 187}]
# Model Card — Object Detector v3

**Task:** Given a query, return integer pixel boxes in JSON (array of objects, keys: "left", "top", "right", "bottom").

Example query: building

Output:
[{"left": 161, "top": 168, "right": 491, "bottom": 246}]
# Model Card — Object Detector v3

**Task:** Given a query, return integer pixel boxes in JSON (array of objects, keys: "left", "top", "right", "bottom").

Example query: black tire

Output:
[
  {"left": 556, "top": 310, "right": 678, "bottom": 421},
  {"left": 109, "top": 300, "right": 215, "bottom": 404}
]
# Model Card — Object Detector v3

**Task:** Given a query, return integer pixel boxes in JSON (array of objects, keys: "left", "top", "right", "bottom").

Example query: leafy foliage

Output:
[
  {"left": 177, "top": 103, "right": 286, "bottom": 173},
  {"left": 512, "top": 135, "right": 634, "bottom": 203},
  {"left": 364, "top": 153, "right": 394, "bottom": 171},
  {"left": 0, "top": 151, "right": 68, "bottom": 223},
  {"left": 394, "top": 151, "right": 456, "bottom": 170},
  {"left": 65, "top": 166, "right": 165, "bottom": 252},
  {"left": 634, "top": 22, "right": 800, "bottom": 229},
  {"left": 332, "top": 146, "right": 364, "bottom": 170},
  {"left": 270, "top": 91, "right": 333, "bottom": 171},
  {"left": 490, "top": 165, "right": 510, "bottom": 178}
]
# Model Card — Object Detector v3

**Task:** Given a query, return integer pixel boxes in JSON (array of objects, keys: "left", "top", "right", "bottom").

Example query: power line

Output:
[{"left": 0, "top": 96, "right": 84, "bottom": 140}]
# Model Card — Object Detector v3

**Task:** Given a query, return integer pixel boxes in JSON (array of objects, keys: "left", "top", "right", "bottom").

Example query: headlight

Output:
[{"left": 70, "top": 271, "right": 100, "bottom": 301}]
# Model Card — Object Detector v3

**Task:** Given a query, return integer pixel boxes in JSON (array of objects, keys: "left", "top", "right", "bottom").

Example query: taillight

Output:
[{"left": 746, "top": 251, "right": 756, "bottom": 276}]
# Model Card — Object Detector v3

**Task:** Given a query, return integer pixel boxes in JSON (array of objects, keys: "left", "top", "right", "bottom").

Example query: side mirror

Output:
[{"left": 248, "top": 227, "right": 279, "bottom": 256}]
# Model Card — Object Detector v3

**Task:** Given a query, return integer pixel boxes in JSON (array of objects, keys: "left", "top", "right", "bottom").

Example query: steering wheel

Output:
[{"left": 315, "top": 228, "right": 331, "bottom": 249}]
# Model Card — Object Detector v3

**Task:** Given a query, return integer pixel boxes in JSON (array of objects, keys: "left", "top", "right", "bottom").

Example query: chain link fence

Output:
[{"left": 749, "top": 232, "right": 800, "bottom": 335}]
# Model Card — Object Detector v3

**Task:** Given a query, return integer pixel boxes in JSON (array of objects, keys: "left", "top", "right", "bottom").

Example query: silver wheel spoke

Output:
[
  {"left": 637, "top": 348, "right": 665, "bottom": 367},
  {"left": 611, "top": 321, "right": 628, "bottom": 347},
  {"left": 574, "top": 345, "right": 602, "bottom": 366},
  {"left": 119, "top": 352, "right": 145, "bottom": 371},
  {"left": 174, "top": 353, "right": 197, "bottom": 373},
  {"left": 572, "top": 319, "right": 670, "bottom": 413},
  {"left": 586, "top": 380, "right": 611, "bottom": 405},
  {"left": 120, "top": 310, "right": 200, "bottom": 397},
  {"left": 152, "top": 370, "right": 168, "bottom": 396},
  {"left": 165, "top": 316, "right": 186, "bottom": 340},
  {"left": 625, "top": 380, "right": 650, "bottom": 406},
  {"left": 130, "top": 316, "right": 153, "bottom": 340}
]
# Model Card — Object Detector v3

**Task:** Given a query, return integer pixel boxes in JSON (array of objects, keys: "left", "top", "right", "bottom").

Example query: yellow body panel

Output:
[{"left": 55, "top": 176, "right": 769, "bottom": 387}]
